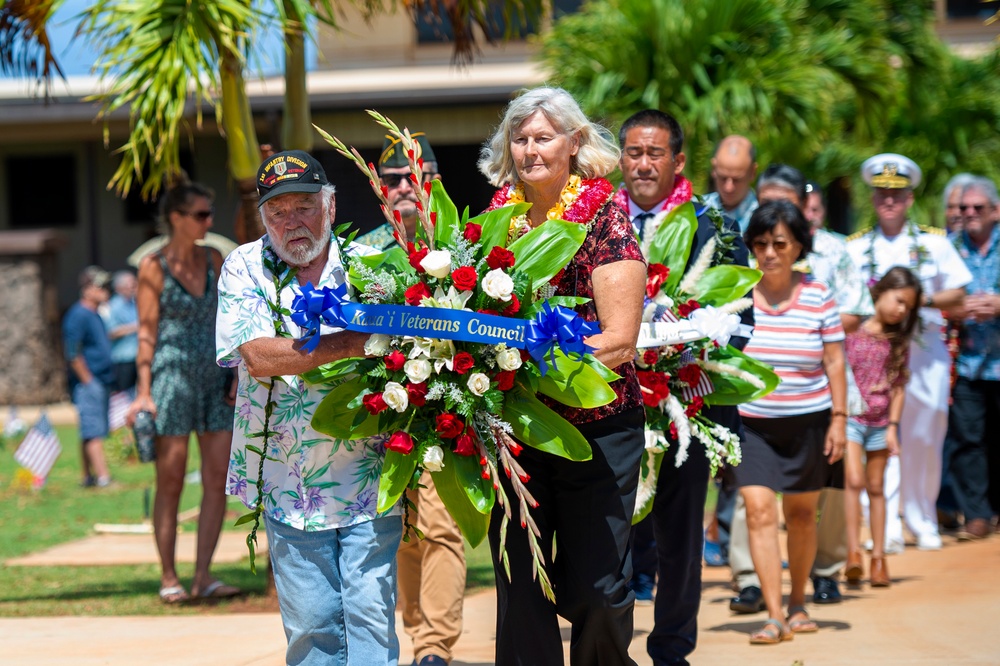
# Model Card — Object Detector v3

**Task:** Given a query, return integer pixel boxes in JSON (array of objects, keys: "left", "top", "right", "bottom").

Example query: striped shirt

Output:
[{"left": 741, "top": 276, "right": 844, "bottom": 418}]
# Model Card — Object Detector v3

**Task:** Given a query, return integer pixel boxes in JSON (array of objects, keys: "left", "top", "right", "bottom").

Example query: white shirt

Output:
[{"left": 809, "top": 229, "right": 875, "bottom": 317}]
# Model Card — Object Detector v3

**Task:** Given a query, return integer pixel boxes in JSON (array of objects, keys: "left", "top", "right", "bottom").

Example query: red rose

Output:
[
  {"left": 678, "top": 364, "right": 702, "bottom": 387},
  {"left": 678, "top": 299, "right": 701, "bottom": 317},
  {"left": 436, "top": 413, "right": 465, "bottom": 439},
  {"left": 387, "top": 431, "right": 414, "bottom": 455},
  {"left": 384, "top": 350, "right": 406, "bottom": 372},
  {"left": 452, "top": 351, "right": 475, "bottom": 375},
  {"left": 646, "top": 263, "right": 670, "bottom": 299},
  {"left": 454, "top": 432, "right": 476, "bottom": 456},
  {"left": 405, "top": 282, "right": 432, "bottom": 306},
  {"left": 642, "top": 349, "right": 659, "bottom": 366},
  {"left": 486, "top": 246, "right": 516, "bottom": 270},
  {"left": 495, "top": 370, "right": 516, "bottom": 391},
  {"left": 362, "top": 392, "right": 388, "bottom": 414},
  {"left": 685, "top": 396, "right": 705, "bottom": 418},
  {"left": 637, "top": 371, "right": 671, "bottom": 408},
  {"left": 502, "top": 294, "right": 521, "bottom": 316},
  {"left": 451, "top": 266, "right": 478, "bottom": 291},
  {"left": 409, "top": 246, "right": 429, "bottom": 272},
  {"left": 669, "top": 422, "right": 678, "bottom": 440},
  {"left": 406, "top": 382, "right": 428, "bottom": 407},
  {"left": 463, "top": 223, "right": 482, "bottom": 242}
]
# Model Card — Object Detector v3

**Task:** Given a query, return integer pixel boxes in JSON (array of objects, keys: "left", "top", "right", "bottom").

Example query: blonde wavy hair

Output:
[{"left": 478, "top": 86, "right": 620, "bottom": 187}]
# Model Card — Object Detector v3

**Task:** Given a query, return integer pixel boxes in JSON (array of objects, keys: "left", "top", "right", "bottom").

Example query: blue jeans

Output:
[{"left": 265, "top": 515, "right": 402, "bottom": 666}]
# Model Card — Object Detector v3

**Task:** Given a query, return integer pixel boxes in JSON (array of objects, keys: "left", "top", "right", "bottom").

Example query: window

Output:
[
  {"left": 6, "top": 154, "right": 77, "bottom": 228},
  {"left": 124, "top": 151, "right": 196, "bottom": 224},
  {"left": 414, "top": 0, "right": 584, "bottom": 44}
]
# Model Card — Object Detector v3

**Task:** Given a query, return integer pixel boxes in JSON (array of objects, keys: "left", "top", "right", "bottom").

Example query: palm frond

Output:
[{"left": 0, "top": 0, "right": 65, "bottom": 97}]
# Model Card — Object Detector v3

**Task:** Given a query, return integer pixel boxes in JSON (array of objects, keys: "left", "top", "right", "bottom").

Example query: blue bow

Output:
[
  {"left": 525, "top": 303, "right": 601, "bottom": 376},
  {"left": 290, "top": 282, "right": 350, "bottom": 353}
]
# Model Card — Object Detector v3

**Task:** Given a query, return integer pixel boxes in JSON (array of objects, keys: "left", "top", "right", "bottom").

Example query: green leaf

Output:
[
  {"left": 377, "top": 448, "right": 421, "bottom": 514},
  {"left": 301, "top": 357, "right": 363, "bottom": 384},
  {"left": 431, "top": 450, "right": 495, "bottom": 547},
  {"left": 536, "top": 350, "right": 617, "bottom": 409},
  {"left": 233, "top": 511, "right": 259, "bottom": 527},
  {"left": 507, "top": 220, "right": 586, "bottom": 285},
  {"left": 703, "top": 347, "right": 780, "bottom": 406},
  {"left": 580, "top": 355, "right": 621, "bottom": 383},
  {"left": 648, "top": 203, "right": 698, "bottom": 291},
  {"left": 431, "top": 179, "right": 460, "bottom": 247},
  {"left": 690, "top": 265, "right": 761, "bottom": 306},
  {"left": 502, "top": 385, "right": 592, "bottom": 461},
  {"left": 471, "top": 202, "right": 531, "bottom": 251},
  {"left": 311, "top": 377, "right": 381, "bottom": 439},
  {"left": 522, "top": 296, "right": 591, "bottom": 318}
]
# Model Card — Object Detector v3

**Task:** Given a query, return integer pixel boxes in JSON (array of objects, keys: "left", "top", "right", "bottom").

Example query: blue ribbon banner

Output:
[{"left": 291, "top": 283, "right": 598, "bottom": 373}]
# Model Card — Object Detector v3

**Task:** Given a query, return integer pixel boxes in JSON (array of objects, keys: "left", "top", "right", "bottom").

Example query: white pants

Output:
[{"left": 894, "top": 329, "right": 951, "bottom": 540}]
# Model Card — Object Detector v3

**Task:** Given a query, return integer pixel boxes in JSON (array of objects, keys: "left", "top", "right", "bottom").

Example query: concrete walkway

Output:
[{"left": 4, "top": 531, "right": 999, "bottom": 665}]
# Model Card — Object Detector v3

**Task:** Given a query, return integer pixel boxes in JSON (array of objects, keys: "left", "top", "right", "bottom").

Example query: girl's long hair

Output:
[{"left": 870, "top": 266, "right": 923, "bottom": 388}]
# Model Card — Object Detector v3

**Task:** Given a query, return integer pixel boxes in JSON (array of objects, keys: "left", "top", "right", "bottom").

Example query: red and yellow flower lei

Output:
[{"left": 488, "top": 176, "right": 615, "bottom": 243}]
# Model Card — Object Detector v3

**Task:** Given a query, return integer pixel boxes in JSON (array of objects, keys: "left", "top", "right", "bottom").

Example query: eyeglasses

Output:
[
  {"left": 182, "top": 208, "right": 214, "bottom": 221},
  {"left": 751, "top": 239, "right": 792, "bottom": 252},
  {"left": 381, "top": 172, "right": 437, "bottom": 189},
  {"left": 960, "top": 204, "right": 988, "bottom": 214}
]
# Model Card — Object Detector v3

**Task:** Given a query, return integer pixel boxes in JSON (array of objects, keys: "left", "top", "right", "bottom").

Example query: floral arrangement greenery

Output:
[
  {"left": 295, "top": 112, "right": 619, "bottom": 601},
  {"left": 633, "top": 202, "right": 779, "bottom": 521}
]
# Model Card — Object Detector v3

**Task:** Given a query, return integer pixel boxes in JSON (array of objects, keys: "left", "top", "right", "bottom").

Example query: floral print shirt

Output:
[{"left": 216, "top": 235, "right": 399, "bottom": 531}]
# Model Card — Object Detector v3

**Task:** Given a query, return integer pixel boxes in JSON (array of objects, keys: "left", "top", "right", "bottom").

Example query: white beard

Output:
[{"left": 271, "top": 224, "right": 331, "bottom": 266}]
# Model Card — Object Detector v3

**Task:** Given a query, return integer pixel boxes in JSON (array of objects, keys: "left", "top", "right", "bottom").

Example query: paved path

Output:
[{"left": 4, "top": 532, "right": 999, "bottom": 665}]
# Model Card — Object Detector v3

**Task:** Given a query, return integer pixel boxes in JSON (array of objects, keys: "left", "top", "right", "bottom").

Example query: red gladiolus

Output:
[
  {"left": 451, "top": 266, "right": 478, "bottom": 291},
  {"left": 415, "top": 200, "right": 423, "bottom": 212},
  {"left": 380, "top": 185, "right": 389, "bottom": 199},
  {"left": 486, "top": 246, "right": 516, "bottom": 270},
  {"left": 463, "top": 223, "right": 482, "bottom": 242},
  {"left": 362, "top": 392, "right": 388, "bottom": 414},
  {"left": 495, "top": 370, "right": 516, "bottom": 391},
  {"left": 387, "top": 431, "right": 415, "bottom": 454},
  {"left": 409, "top": 247, "right": 429, "bottom": 272},
  {"left": 394, "top": 210, "right": 402, "bottom": 224},
  {"left": 405, "top": 282, "right": 432, "bottom": 306},
  {"left": 502, "top": 294, "right": 521, "bottom": 316},
  {"left": 642, "top": 349, "right": 659, "bottom": 366},
  {"left": 507, "top": 440, "right": 523, "bottom": 456},
  {"left": 367, "top": 162, "right": 376, "bottom": 172},
  {"left": 452, "top": 352, "right": 475, "bottom": 375},
  {"left": 436, "top": 413, "right": 464, "bottom": 439},
  {"left": 424, "top": 181, "right": 432, "bottom": 197},
  {"left": 431, "top": 212, "right": 437, "bottom": 224},
  {"left": 646, "top": 263, "right": 670, "bottom": 299},
  {"left": 406, "top": 382, "right": 428, "bottom": 407},
  {"left": 685, "top": 396, "right": 705, "bottom": 418},
  {"left": 454, "top": 432, "right": 476, "bottom": 456},
  {"left": 482, "top": 469, "right": 492, "bottom": 480},
  {"left": 384, "top": 350, "right": 406, "bottom": 372},
  {"left": 678, "top": 364, "right": 702, "bottom": 387},
  {"left": 678, "top": 299, "right": 701, "bottom": 317}
]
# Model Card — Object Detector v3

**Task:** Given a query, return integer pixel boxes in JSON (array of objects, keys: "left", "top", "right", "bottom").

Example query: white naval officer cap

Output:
[{"left": 861, "top": 153, "right": 922, "bottom": 190}]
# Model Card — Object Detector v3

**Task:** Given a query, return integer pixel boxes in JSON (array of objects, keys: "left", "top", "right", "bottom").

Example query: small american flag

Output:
[
  {"left": 678, "top": 350, "right": 715, "bottom": 402},
  {"left": 14, "top": 414, "right": 62, "bottom": 479},
  {"left": 108, "top": 391, "right": 131, "bottom": 431}
]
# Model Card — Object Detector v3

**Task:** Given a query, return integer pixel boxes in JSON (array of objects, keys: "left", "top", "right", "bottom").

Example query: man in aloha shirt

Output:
[{"left": 216, "top": 150, "right": 401, "bottom": 666}]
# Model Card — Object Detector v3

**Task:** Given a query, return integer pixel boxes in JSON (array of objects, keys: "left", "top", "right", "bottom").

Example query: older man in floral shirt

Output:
[{"left": 217, "top": 150, "right": 400, "bottom": 666}]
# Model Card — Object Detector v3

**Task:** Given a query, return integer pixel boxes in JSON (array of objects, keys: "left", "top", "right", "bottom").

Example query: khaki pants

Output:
[{"left": 397, "top": 472, "right": 466, "bottom": 663}]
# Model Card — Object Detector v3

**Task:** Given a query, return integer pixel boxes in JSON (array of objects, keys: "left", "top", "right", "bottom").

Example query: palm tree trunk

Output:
[
  {"left": 219, "top": 49, "right": 264, "bottom": 243},
  {"left": 282, "top": 0, "right": 312, "bottom": 152}
]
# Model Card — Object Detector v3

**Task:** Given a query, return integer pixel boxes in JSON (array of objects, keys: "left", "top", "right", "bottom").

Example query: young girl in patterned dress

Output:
[{"left": 843, "top": 266, "right": 922, "bottom": 588}]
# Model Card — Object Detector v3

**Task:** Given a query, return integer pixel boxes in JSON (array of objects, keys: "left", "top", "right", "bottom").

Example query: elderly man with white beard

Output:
[{"left": 216, "top": 150, "right": 402, "bottom": 666}]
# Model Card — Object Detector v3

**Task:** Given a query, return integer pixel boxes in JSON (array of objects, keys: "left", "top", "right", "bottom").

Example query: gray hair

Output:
[
  {"left": 478, "top": 86, "right": 620, "bottom": 187},
  {"left": 962, "top": 176, "right": 999, "bottom": 206},
  {"left": 942, "top": 173, "right": 977, "bottom": 209},
  {"left": 259, "top": 183, "right": 337, "bottom": 229},
  {"left": 112, "top": 270, "right": 135, "bottom": 290}
]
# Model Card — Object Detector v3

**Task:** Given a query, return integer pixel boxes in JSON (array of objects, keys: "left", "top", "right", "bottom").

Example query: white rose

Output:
[
  {"left": 364, "top": 334, "right": 391, "bottom": 356},
  {"left": 495, "top": 347, "right": 523, "bottom": 371},
  {"left": 382, "top": 382, "right": 409, "bottom": 413},
  {"left": 482, "top": 268, "right": 514, "bottom": 302},
  {"left": 423, "top": 445, "right": 445, "bottom": 472},
  {"left": 467, "top": 372, "right": 491, "bottom": 396},
  {"left": 404, "top": 359, "right": 432, "bottom": 384},
  {"left": 420, "top": 250, "right": 453, "bottom": 279}
]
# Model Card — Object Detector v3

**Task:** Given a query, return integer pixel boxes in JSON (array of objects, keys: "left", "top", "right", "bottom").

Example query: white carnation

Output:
[
  {"left": 382, "top": 382, "right": 409, "bottom": 413},
  {"left": 482, "top": 268, "right": 514, "bottom": 302},
  {"left": 404, "top": 359, "right": 433, "bottom": 384},
  {"left": 364, "top": 334, "right": 391, "bottom": 356},
  {"left": 423, "top": 445, "right": 445, "bottom": 472},
  {"left": 467, "top": 372, "right": 491, "bottom": 396},
  {"left": 420, "top": 250, "right": 453, "bottom": 278},
  {"left": 495, "top": 347, "right": 522, "bottom": 371}
]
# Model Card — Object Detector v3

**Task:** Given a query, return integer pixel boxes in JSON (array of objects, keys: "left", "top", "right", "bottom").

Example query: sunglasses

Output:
[
  {"left": 182, "top": 208, "right": 215, "bottom": 221},
  {"left": 961, "top": 204, "right": 988, "bottom": 214},
  {"left": 751, "top": 239, "right": 791, "bottom": 252},
  {"left": 381, "top": 172, "right": 436, "bottom": 188}
]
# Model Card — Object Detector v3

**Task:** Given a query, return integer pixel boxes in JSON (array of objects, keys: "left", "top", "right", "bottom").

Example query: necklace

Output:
[
  {"left": 490, "top": 175, "right": 614, "bottom": 243},
  {"left": 865, "top": 221, "right": 928, "bottom": 285}
]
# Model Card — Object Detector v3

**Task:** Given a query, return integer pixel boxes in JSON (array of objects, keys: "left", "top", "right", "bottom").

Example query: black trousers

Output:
[
  {"left": 943, "top": 377, "right": 1000, "bottom": 521},
  {"left": 489, "top": 407, "right": 645, "bottom": 666}
]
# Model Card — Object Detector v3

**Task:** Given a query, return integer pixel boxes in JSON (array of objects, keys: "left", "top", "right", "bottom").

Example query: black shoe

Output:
[
  {"left": 418, "top": 657, "right": 448, "bottom": 666},
  {"left": 812, "top": 576, "right": 842, "bottom": 604},
  {"left": 729, "top": 585, "right": 765, "bottom": 614}
]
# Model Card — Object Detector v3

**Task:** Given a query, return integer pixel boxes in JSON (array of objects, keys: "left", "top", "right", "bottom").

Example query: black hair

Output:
[
  {"left": 744, "top": 200, "right": 813, "bottom": 261},
  {"left": 618, "top": 109, "right": 683, "bottom": 156},
  {"left": 157, "top": 180, "right": 215, "bottom": 235},
  {"left": 757, "top": 163, "right": 807, "bottom": 207}
]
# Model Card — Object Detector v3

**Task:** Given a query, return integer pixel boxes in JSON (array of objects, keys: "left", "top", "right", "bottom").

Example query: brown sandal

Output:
[{"left": 750, "top": 618, "right": 794, "bottom": 644}]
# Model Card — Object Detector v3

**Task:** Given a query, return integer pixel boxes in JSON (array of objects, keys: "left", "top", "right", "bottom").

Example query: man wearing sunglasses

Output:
[
  {"left": 847, "top": 153, "right": 971, "bottom": 554},
  {"left": 942, "top": 176, "right": 1000, "bottom": 541},
  {"left": 357, "top": 133, "right": 442, "bottom": 252}
]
